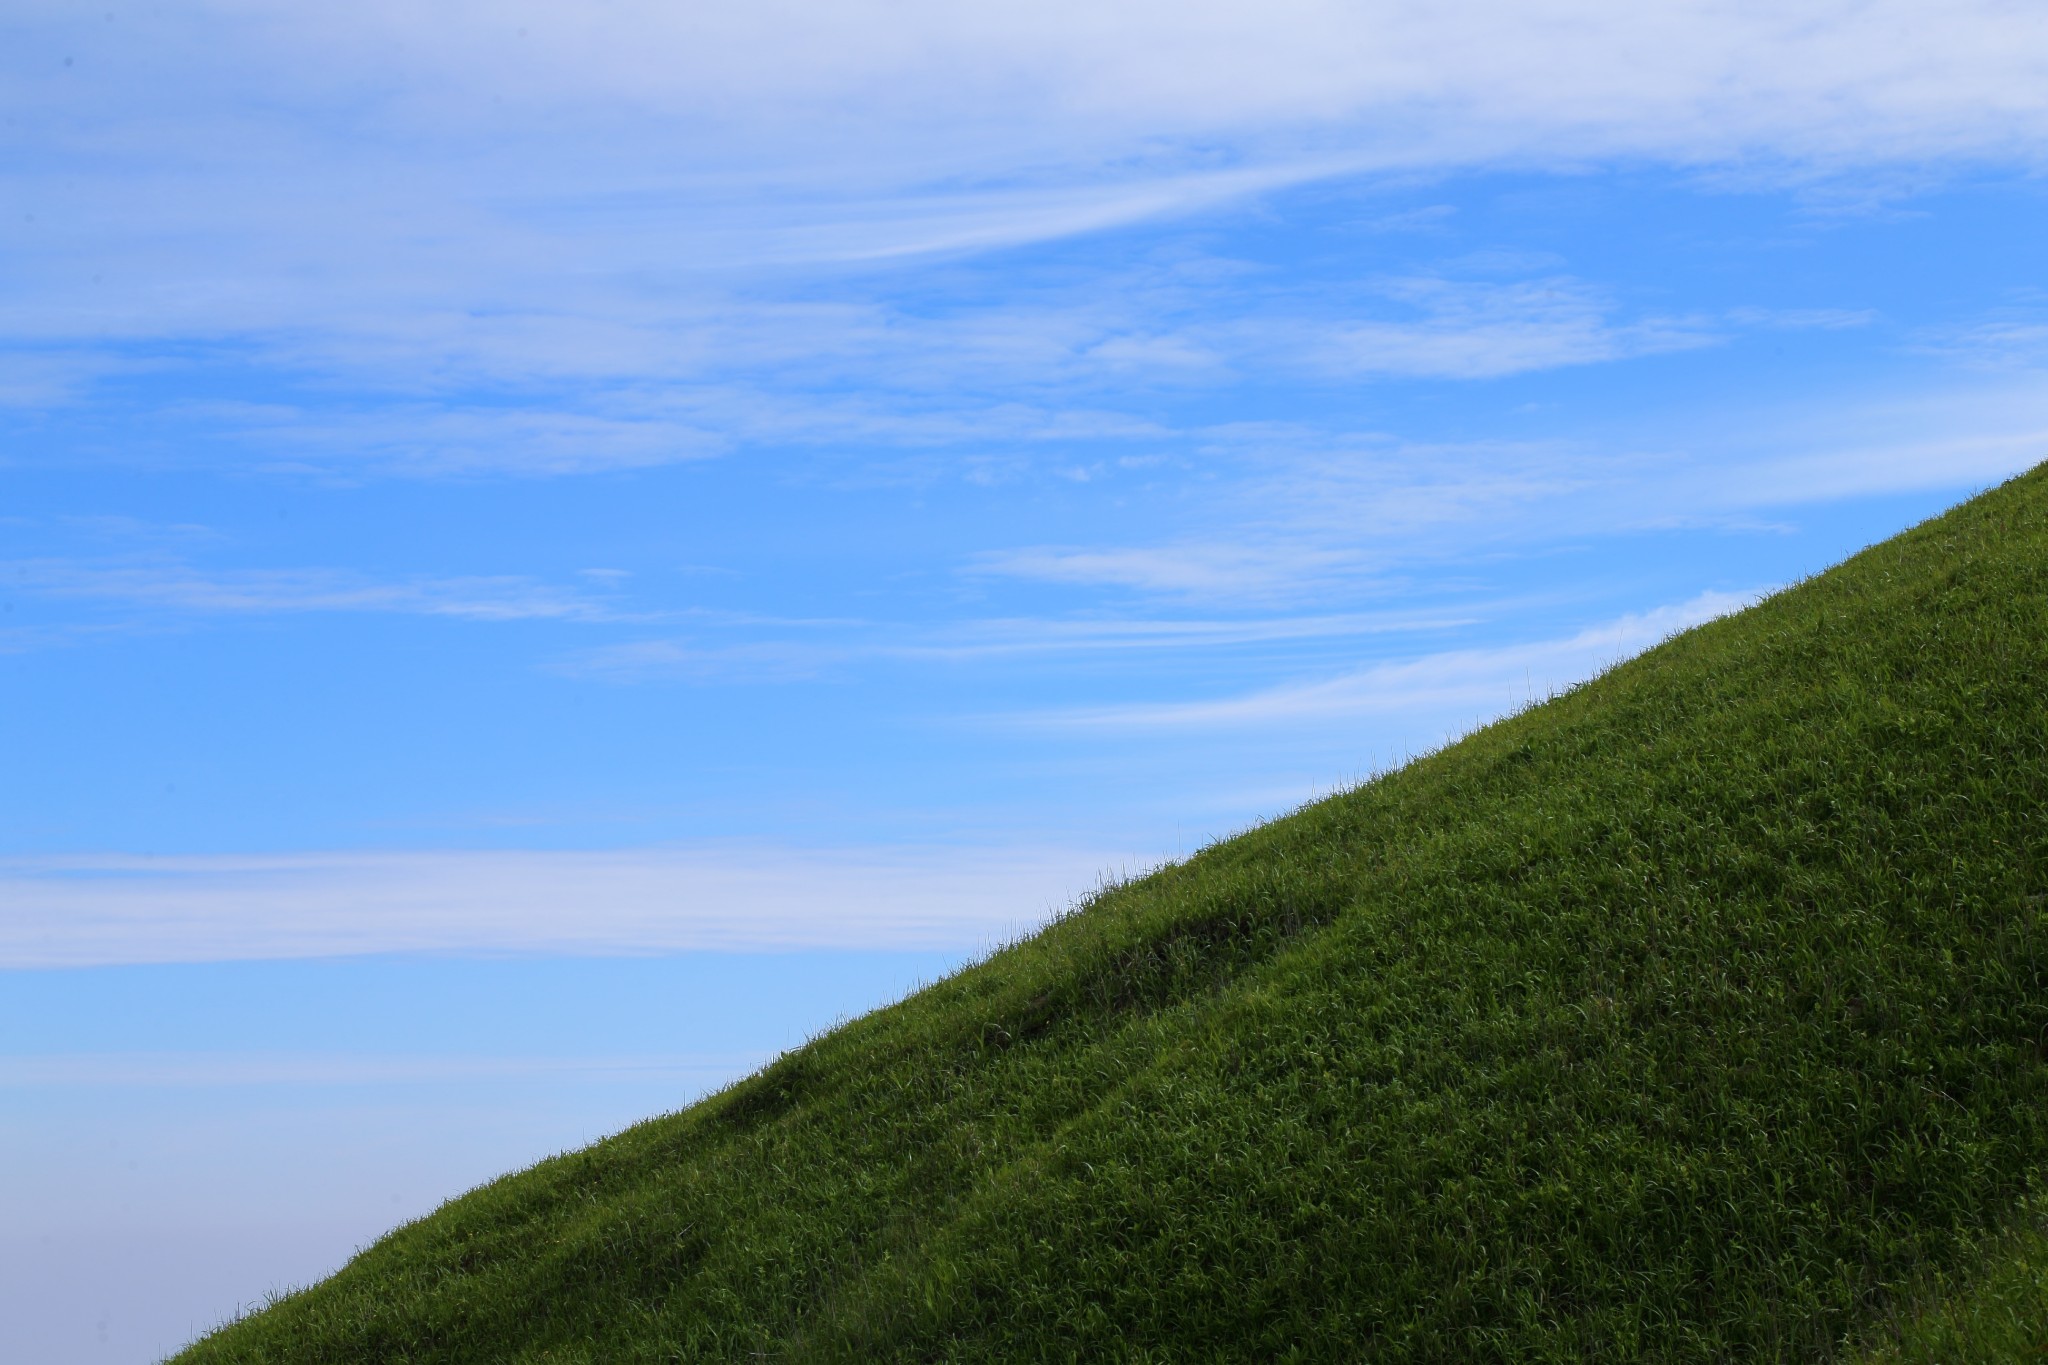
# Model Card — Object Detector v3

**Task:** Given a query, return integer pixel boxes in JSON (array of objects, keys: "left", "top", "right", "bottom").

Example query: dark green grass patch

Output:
[{"left": 175, "top": 467, "right": 2048, "bottom": 1362}]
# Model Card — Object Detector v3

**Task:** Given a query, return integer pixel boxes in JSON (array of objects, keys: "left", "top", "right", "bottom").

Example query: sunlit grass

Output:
[
  {"left": 1851, "top": 1195, "right": 2048, "bottom": 1362},
  {"left": 175, "top": 465, "right": 2048, "bottom": 1362}
]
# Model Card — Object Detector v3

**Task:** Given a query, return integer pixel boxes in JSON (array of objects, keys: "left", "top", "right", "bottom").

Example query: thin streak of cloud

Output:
[
  {"left": 0, "top": 845, "right": 1138, "bottom": 968},
  {"left": 215, "top": 404, "right": 730, "bottom": 478},
  {"left": 736, "top": 162, "right": 1359, "bottom": 266},
  {"left": 906, "top": 608, "right": 1483, "bottom": 658},
  {"left": 1725, "top": 306, "right": 1879, "bottom": 331},
  {"left": 1720, "top": 431, "right": 2048, "bottom": 508},
  {"left": 0, "top": 622, "right": 143, "bottom": 656},
  {"left": 1909, "top": 311, "right": 2048, "bottom": 371},
  {"left": 0, "top": 1052, "right": 765, "bottom": 1089},
  {"left": 0, "top": 350, "right": 133, "bottom": 410},
  {"left": 971, "top": 543, "right": 1360, "bottom": 596},
  {"left": 959, "top": 387, "right": 2048, "bottom": 611},
  {"left": 4, "top": 560, "right": 634, "bottom": 623},
  {"left": 1023, "top": 590, "right": 1759, "bottom": 730},
  {"left": 558, "top": 607, "right": 1485, "bottom": 683},
  {"left": 1299, "top": 276, "right": 1716, "bottom": 380},
  {"left": 965, "top": 437, "right": 1605, "bottom": 604},
  {"left": 560, "top": 639, "right": 848, "bottom": 685},
  {"left": 1673, "top": 380, "right": 2048, "bottom": 510}
]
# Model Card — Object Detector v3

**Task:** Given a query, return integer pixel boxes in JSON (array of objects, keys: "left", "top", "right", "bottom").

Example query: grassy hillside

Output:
[
  {"left": 1857, "top": 1194, "right": 2048, "bottom": 1362},
  {"left": 177, "top": 468, "right": 2048, "bottom": 1363}
]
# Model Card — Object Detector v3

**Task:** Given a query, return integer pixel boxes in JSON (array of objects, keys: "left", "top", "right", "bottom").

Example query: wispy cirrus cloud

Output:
[
  {"left": 1724, "top": 306, "right": 1879, "bottom": 332},
  {"left": 0, "top": 845, "right": 1135, "bottom": 968},
  {"left": 1020, "top": 589, "right": 1760, "bottom": 730},
  {"left": 970, "top": 542, "right": 1362, "bottom": 597},
  {"left": 1653, "top": 374, "right": 2048, "bottom": 511},
  {"left": 966, "top": 369, "right": 2048, "bottom": 608},
  {"left": 1287, "top": 275, "right": 1715, "bottom": 380},
  {"left": 0, "top": 1051, "right": 761, "bottom": 1089},
  {"left": 1909, "top": 302, "right": 2048, "bottom": 372},
  {"left": 22, "top": 0, "right": 2044, "bottom": 177},
  {"left": 909, "top": 608, "right": 1482, "bottom": 658},
  {"left": 556, "top": 605, "right": 1485, "bottom": 682},
  {"left": 560, "top": 639, "right": 848, "bottom": 685},
  {"left": 3, "top": 559, "right": 634, "bottom": 623},
  {"left": 1711, "top": 429, "right": 2048, "bottom": 509},
  {"left": 965, "top": 434, "right": 1604, "bottom": 602},
  {"left": 8, "top": 0, "right": 2048, "bottom": 484},
  {"left": 200, "top": 402, "right": 729, "bottom": 479},
  {"left": 0, "top": 349, "right": 136, "bottom": 410}
]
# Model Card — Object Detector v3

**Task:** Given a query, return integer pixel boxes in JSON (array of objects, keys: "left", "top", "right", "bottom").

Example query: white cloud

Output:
[
  {"left": 1028, "top": 589, "right": 1759, "bottom": 729},
  {"left": 727, "top": 164, "right": 1344, "bottom": 267},
  {"left": 955, "top": 379, "right": 2048, "bottom": 610},
  {"left": 1723, "top": 430, "right": 2048, "bottom": 508},
  {"left": 971, "top": 542, "right": 1361, "bottom": 596},
  {"left": 1040, "top": 274, "right": 1718, "bottom": 388},
  {"left": 210, "top": 403, "right": 729, "bottom": 478},
  {"left": 1725, "top": 306, "right": 1880, "bottom": 332},
  {"left": 1665, "top": 377, "right": 2048, "bottom": 510},
  {"left": 4, "top": 559, "right": 631, "bottom": 622},
  {"left": 5, "top": 0, "right": 2047, "bottom": 450},
  {"left": 912, "top": 609, "right": 1482, "bottom": 657},
  {"left": 0, "top": 845, "right": 1137, "bottom": 968},
  {"left": 558, "top": 607, "right": 1484, "bottom": 682},
  {"left": 0, "top": 350, "right": 132, "bottom": 409},
  {"left": 0, "top": 1051, "right": 759, "bottom": 1088},
  {"left": 40, "top": 0, "right": 2039, "bottom": 171},
  {"left": 1300, "top": 276, "right": 1714, "bottom": 379},
  {"left": 560, "top": 639, "right": 848, "bottom": 684},
  {"left": 966, "top": 436, "right": 1606, "bottom": 603},
  {"left": 1911, "top": 308, "right": 2048, "bottom": 371}
]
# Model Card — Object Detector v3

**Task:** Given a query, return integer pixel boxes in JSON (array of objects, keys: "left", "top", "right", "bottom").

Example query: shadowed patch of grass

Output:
[{"left": 175, "top": 466, "right": 2048, "bottom": 1362}]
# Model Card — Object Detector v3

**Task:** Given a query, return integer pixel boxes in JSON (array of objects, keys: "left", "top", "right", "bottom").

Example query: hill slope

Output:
[{"left": 178, "top": 469, "right": 2048, "bottom": 1362}]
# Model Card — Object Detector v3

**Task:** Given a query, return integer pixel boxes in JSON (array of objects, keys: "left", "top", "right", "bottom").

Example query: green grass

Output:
[
  {"left": 1852, "top": 1196, "right": 2048, "bottom": 1362},
  {"left": 175, "top": 467, "right": 2048, "bottom": 1363}
]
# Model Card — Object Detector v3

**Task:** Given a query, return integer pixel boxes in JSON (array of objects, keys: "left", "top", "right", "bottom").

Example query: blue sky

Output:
[{"left": 6, "top": 2, "right": 2048, "bottom": 1360}]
